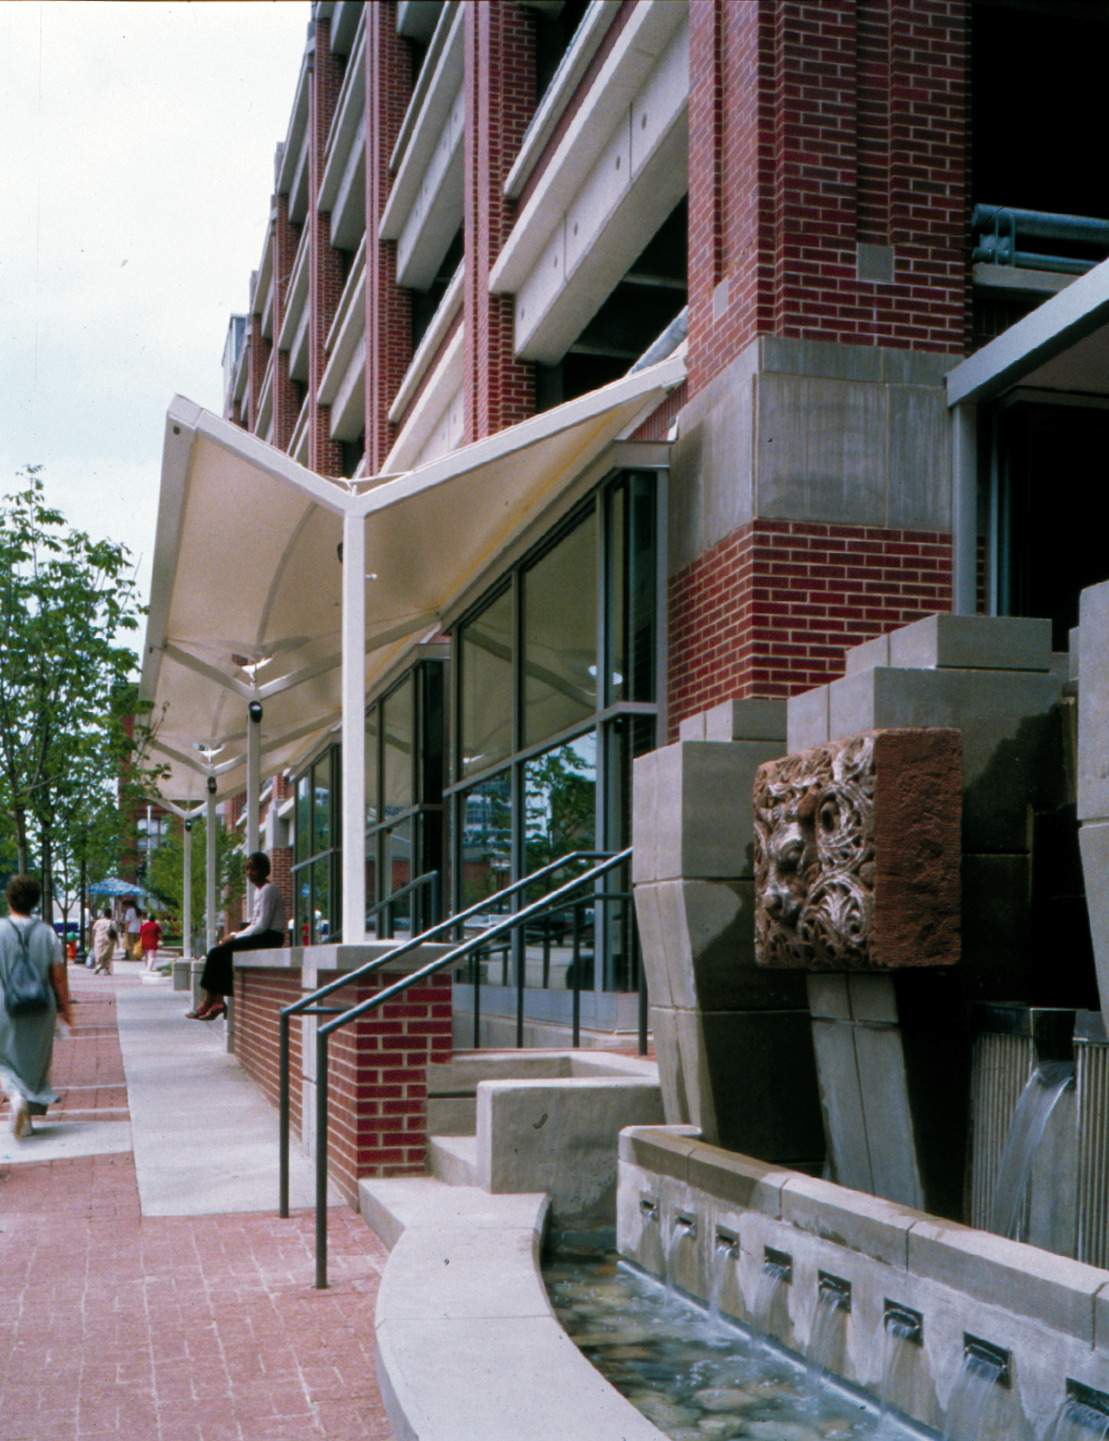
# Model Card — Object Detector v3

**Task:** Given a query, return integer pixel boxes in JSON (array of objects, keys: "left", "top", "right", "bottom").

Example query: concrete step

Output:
[
  {"left": 428, "top": 1132, "right": 478, "bottom": 1187},
  {"left": 357, "top": 1175, "right": 665, "bottom": 1441}
]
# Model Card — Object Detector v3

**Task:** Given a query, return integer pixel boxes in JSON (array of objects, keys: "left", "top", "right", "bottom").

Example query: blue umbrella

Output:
[{"left": 88, "top": 877, "right": 149, "bottom": 900}]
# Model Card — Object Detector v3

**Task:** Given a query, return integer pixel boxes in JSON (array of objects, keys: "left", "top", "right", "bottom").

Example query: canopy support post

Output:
[{"left": 340, "top": 512, "right": 367, "bottom": 943}]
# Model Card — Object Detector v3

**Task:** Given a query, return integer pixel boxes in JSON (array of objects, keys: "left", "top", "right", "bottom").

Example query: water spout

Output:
[
  {"left": 662, "top": 1212, "right": 696, "bottom": 1291},
  {"left": 989, "top": 1061, "right": 1076, "bottom": 1241},
  {"left": 750, "top": 1249, "right": 791, "bottom": 1351},
  {"left": 875, "top": 1302, "right": 924, "bottom": 1437},
  {"left": 1045, "top": 1384, "right": 1109, "bottom": 1440},
  {"left": 942, "top": 1335, "right": 1010, "bottom": 1441},
  {"left": 708, "top": 1229, "right": 738, "bottom": 1328}
]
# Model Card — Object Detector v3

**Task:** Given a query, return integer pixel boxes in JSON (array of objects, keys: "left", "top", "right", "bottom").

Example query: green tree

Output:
[
  {"left": 0, "top": 468, "right": 153, "bottom": 919},
  {"left": 145, "top": 817, "right": 246, "bottom": 948}
]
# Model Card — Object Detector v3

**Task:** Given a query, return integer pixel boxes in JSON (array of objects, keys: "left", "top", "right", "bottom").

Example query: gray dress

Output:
[{"left": 0, "top": 917, "right": 62, "bottom": 1113}]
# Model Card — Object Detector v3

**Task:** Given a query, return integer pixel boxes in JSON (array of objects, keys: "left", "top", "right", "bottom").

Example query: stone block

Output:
[
  {"left": 754, "top": 729, "right": 962, "bottom": 970},
  {"left": 906, "top": 1219, "right": 1104, "bottom": 1341},
  {"left": 756, "top": 373, "right": 888, "bottom": 526},
  {"left": 760, "top": 334, "right": 884, "bottom": 383},
  {"left": 1078, "top": 822, "right": 1109, "bottom": 1033},
  {"left": 887, "top": 613, "right": 1054, "bottom": 673},
  {"left": 845, "top": 632, "right": 890, "bottom": 675},
  {"left": 809, "top": 1018, "right": 873, "bottom": 1194},
  {"left": 646, "top": 1006, "right": 686, "bottom": 1123},
  {"left": 848, "top": 974, "right": 899, "bottom": 1024},
  {"left": 827, "top": 666, "right": 1063, "bottom": 852},
  {"left": 686, "top": 1142, "right": 789, "bottom": 1218},
  {"left": 787, "top": 683, "right": 830, "bottom": 753},
  {"left": 631, "top": 881, "right": 672, "bottom": 1007},
  {"left": 780, "top": 1173, "right": 918, "bottom": 1270},
  {"left": 617, "top": 1123, "right": 700, "bottom": 1174},
  {"left": 652, "top": 879, "right": 810, "bottom": 1012},
  {"left": 638, "top": 740, "right": 784, "bottom": 882},
  {"left": 1079, "top": 580, "right": 1109, "bottom": 820},
  {"left": 807, "top": 973, "right": 851, "bottom": 1021},
  {"left": 854, "top": 1023, "right": 925, "bottom": 1210},
  {"left": 678, "top": 711, "right": 707, "bottom": 741},
  {"left": 681, "top": 1008, "right": 824, "bottom": 1161},
  {"left": 885, "top": 386, "right": 951, "bottom": 532},
  {"left": 631, "top": 747, "right": 659, "bottom": 884},
  {"left": 477, "top": 1078, "right": 664, "bottom": 1231},
  {"left": 702, "top": 697, "right": 788, "bottom": 744}
]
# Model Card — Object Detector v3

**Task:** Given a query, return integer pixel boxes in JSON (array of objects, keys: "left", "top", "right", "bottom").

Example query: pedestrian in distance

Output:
[
  {"left": 139, "top": 911, "right": 162, "bottom": 971},
  {"left": 90, "top": 908, "right": 116, "bottom": 974},
  {"left": 0, "top": 874, "right": 73, "bottom": 1139},
  {"left": 186, "top": 851, "right": 286, "bottom": 1021}
]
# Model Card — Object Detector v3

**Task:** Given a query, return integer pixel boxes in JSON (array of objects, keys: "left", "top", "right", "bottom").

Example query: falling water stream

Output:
[
  {"left": 940, "top": 1345, "right": 1008, "bottom": 1441},
  {"left": 988, "top": 1061, "right": 1076, "bottom": 1241},
  {"left": 1043, "top": 1395, "right": 1109, "bottom": 1441}
]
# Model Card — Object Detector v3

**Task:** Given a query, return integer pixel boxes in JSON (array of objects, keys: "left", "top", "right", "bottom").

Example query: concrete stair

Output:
[
  {"left": 427, "top": 1133, "right": 478, "bottom": 1186},
  {"left": 357, "top": 1049, "right": 667, "bottom": 1440}
]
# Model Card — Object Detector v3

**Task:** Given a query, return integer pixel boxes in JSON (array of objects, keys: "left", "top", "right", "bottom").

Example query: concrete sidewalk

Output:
[{"left": 0, "top": 961, "right": 394, "bottom": 1441}]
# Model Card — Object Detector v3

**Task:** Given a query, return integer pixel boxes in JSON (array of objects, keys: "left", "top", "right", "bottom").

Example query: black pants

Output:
[{"left": 199, "top": 930, "right": 284, "bottom": 997}]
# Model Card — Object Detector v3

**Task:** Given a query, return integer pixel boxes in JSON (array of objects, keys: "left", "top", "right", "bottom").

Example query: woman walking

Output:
[
  {"left": 187, "top": 852, "right": 286, "bottom": 1021},
  {"left": 0, "top": 874, "right": 72, "bottom": 1139},
  {"left": 90, "top": 908, "right": 116, "bottom": 974}
]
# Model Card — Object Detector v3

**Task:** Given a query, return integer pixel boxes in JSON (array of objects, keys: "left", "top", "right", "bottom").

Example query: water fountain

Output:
[
  {"left": 989, "top": 1062, "right": 1077, "bottom": 1242},
  {"left": 1044, "top": 1384, "right": 1109, "bottom": 1440},
  {"left": 707, "top": 1228, "right": 738, "bottom": 1328},
  {"left": 940, "top": 1337, "right": 1011, "bottom": 1441}
]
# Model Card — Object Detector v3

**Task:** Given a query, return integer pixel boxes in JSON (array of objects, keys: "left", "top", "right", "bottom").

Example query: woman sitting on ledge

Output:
[{"left": 187, "top": 851, "right": 286, "bottom": 1021}]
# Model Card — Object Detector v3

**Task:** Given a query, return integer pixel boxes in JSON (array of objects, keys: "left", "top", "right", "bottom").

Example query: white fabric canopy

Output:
[{"left": 141, "top": 353, "right": 685, "bottom": 802}]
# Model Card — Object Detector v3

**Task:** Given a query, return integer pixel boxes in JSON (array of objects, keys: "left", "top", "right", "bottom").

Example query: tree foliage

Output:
[
  {"left": 0, "top": 468, "right": 154, "bottom": 913},
  {"left": 145, "top": 817, "right": 246, "bottom": 946}
]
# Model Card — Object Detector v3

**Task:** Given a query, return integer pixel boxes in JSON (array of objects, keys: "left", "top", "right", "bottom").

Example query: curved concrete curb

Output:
[{"left": 361, "top": 1176, "right": 667, "bottom": 1441}]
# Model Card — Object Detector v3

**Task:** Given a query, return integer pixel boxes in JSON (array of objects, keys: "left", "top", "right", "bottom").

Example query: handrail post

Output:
[
  {"left": 572, "top": 902, "right": 582, "bottom": 1048},
  {"left": 473, "top": 945, "right": 482, "bottom": 1048},
  {"left": 315, "top": 1028, "right": 329, "bottom": 1289},
  {"left": 279, "top": 1010, "right": 290, "bottom": 1218}
]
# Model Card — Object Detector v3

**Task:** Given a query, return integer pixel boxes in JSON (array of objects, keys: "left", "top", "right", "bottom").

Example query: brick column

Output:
[
  {"left": 364, "top": 0, "right": 412, "bottom": 474},
  {"left": 688, "top": 0, "right": 968, "bottom": 398},
  {"left": 308, "top": 16, "right": 346, "bottom": 477},
  {"left": 273, "top": 194, "right": 302, "bottom": 450},
  {"left": 463, "top": 1, "right": 535, "bottom": 442},
  {"left": 247, "top": 311, "right": 270, "bottom": 435}
]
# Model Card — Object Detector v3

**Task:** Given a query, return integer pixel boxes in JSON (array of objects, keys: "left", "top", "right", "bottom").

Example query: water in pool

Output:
[{"left": 543, "top": 1250, "right": 936, "bottom": 1441}]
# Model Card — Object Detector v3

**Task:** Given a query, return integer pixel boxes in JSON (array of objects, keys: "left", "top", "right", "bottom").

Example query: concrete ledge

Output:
[{"left": 362, "top": 1177, "right": 665, "bottom": 1441}]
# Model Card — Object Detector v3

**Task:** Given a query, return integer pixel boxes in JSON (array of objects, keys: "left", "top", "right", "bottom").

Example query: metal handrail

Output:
[
  {"left": 364, "top": 868, "right": 441, "bottom": 938},
  {"left": 277, "top": 850, "right": 621, "bottom": 1218},
  {"left": 311, "top": 847, "right": 632, "bottom": 1287}
]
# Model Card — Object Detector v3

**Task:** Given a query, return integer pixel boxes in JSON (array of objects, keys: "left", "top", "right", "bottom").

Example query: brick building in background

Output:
[{"left": 161, "top": 0, "right": 1109, "bottom": 1039}]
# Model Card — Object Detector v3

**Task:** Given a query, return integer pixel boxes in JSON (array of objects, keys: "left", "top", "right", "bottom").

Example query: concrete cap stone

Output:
[
  {"left": 906, "top": 1218, "right": 1105, "bottom": 1342},
  {"left": 887, "top": 614, "right": 1054, "bottom": 672},
  {"left": 617, "top": 1124, "right": 700, "bottom": 1178},
  {"left": 787, "top": 684, "right": 830, "bottom": 752},
  {"left": 685, "top": 1143, "right": 790, "bottom": 1218},
  {"left": 845, "top": 633, "right": 891, "bottom": 675},
  {"left": 780, "top": 1173, "right": 919, "bottom": 1270}
]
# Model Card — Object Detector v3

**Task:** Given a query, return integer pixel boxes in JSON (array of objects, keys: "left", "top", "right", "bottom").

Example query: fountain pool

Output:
[{"left": 543, "top": 1250, "right": 939, "bottom": 1441}]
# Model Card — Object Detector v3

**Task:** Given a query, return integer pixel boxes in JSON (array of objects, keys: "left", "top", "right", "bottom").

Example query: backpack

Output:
[{"left": 2, "top": 919, "right": 52, "bottom": 1017}]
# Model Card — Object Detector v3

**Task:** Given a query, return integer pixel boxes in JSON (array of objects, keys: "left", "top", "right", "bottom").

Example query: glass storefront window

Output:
[
  {"left": 459, "top": 586, "right": 513, "bottom": 780},
  {"left": 293, "top": 744, "right": 341, "bottom": 945},
  {"left": 458, "top": 771, "right": 512, "bottom": 913},
  {"left": 522, "top": 513, "right": 597, "bottom": 746},
  {"left": 365, "top": 660, "right": 447, "bottom": 937},
  {"left": 524, "top": 734, "right": 596, "bottom": 877},
  {"left": 383, "top": 675, "right": 414, "bottom": 816},
  {"left": 448, "top": 468, "right": 662, "bottom": 1001}
]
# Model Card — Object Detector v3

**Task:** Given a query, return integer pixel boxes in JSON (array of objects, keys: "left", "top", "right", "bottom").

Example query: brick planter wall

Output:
[
  {"left": 235, "top": 969, "right": 304, "bottom": 1140},
  {"left": 236, "top": 964, "right": 453, "bottom": 1208}
]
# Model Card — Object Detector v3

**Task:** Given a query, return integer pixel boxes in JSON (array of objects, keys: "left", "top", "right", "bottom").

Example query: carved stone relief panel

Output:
[{"left": 754, "top": 729, "right": 961, "bottom": 970}]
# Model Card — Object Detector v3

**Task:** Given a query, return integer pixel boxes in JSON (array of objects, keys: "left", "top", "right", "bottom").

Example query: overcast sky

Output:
[{"left": 1, "top": 0, "right": 313, "bottom": 620}]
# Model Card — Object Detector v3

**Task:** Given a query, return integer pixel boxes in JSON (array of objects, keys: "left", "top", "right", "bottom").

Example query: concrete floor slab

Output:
[
  {"left": 0, "top": 1117, "right": 132, "bottom": 1165},
  {"left": 115, "top": 972, "right": 339, "bottom": 1215}
]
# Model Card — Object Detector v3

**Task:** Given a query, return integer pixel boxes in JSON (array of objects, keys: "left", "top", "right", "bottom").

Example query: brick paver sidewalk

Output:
[{"left": 0, "top": 971, "right": 394, "bottom": 1441}]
